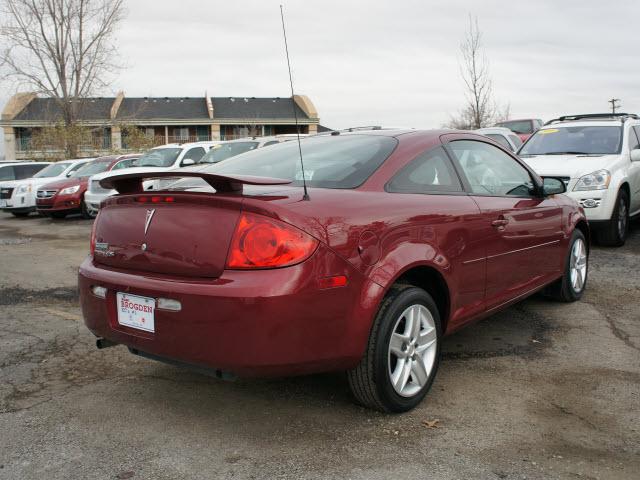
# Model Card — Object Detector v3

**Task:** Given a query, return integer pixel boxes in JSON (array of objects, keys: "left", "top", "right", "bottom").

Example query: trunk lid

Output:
[
  {"left": 93, "top": 193, "right": 242, "bottom": 278},
  {"left": 92, "top": 170, "right": 292, "bottom": 278}
]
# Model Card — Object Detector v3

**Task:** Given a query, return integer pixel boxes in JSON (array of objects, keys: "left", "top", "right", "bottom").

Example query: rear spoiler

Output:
[{"left": 100, "top": 170, "right": 292, "bottom": 194}]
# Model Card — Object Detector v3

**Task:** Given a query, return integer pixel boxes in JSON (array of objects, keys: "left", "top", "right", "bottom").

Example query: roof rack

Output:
[{"left": 545, "top": 113, "right": 639, "bottom": 125}]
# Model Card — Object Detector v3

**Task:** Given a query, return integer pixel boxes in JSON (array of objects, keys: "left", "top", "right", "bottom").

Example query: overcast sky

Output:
[{"left": 2, "top": 0, "right": 640, "bottom": 156}]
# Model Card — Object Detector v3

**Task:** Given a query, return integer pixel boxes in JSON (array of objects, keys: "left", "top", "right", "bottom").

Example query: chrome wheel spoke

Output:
[
  {"left": 416, "top": 327, "right": 437, "bottom": 353},
  {"left": 569, "top": 238, "right": 588, "bottom": 293},
  {"left": 411, "top": 356, "right": 429, "bottom": 386},
  {"left": 392, "top": 357, "right": 411, "bottom": 392},
  {"left": 390, "top": 333, "right": 408, "bottom": 357}
]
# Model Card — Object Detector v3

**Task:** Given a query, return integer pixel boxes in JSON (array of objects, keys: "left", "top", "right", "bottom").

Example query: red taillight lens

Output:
[
  {"left": 90, "top": 211, "right": 100, "bottom": 255},
  {"left": 226, "top": 212, "right": 318, "bottom": 269}
]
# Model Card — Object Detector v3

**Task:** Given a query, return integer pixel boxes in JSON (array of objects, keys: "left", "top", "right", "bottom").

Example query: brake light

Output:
[
  {"left": 136, "top": 196, "right": 175, "bottom": 203},
  {"left": 226, "top": 212, "right": 318, "bottom": 269},
  {"left": 90, "top": 211, "right": 100, "bottom": 255}
]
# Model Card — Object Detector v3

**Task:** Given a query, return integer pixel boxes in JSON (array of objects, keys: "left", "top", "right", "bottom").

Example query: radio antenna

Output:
[{"left": 280, "top": 4, "right": 309, "bottom": 200}]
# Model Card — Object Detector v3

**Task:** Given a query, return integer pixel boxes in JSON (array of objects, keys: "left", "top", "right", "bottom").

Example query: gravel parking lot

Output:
[{"left": 1, "top": 213, "right": 639, "bottom": 480}]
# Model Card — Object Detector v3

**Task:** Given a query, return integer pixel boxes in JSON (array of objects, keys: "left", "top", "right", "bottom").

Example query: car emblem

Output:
[{"left": 144, "top": 209, "right": 156, "bottom": 235}]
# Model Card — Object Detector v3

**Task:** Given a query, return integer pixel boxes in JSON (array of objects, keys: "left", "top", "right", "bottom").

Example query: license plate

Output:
[{"left": 116, "top": 292, "right": 155, "bottom": 332}]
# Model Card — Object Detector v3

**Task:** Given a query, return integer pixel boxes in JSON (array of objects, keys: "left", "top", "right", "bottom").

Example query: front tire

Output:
[
  {"left": 546, "top": 229, "right": 588, "bottom": 302},
  {"left": 50, "top": 211, "right": 67, "bottom": 219},
  {"left": 11, "top": 211, "right": 29, "bottom": 218},
  {"left": 596, "top": 189, "right": 629, "bottom": 247},
  {"left": 347, "top": 286, "right": 442, "bottom": 413},
  {"left": 80, "top": 199, "right": 92, "bottom": 219}
]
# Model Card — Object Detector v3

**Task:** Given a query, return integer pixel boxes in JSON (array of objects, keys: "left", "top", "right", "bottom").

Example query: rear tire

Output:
[
  {"left": 347, "top": 285, "right": 442, "bottom": 413},
  {"left": 596, "top": 189, "right": 629, "bottom": 247},
  {"left": 546, "top": 229, "right": 588, "bottom": 302},
  {"left": 11, "top": 212, "right": 29, "bottom": 218}
]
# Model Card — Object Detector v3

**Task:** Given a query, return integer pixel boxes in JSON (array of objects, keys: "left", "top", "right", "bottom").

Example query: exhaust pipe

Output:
[{"left": 96, "top": 338, "right": 118, "bottom": 349}]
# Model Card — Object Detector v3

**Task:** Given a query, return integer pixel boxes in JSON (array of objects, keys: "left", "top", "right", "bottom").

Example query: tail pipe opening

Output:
[{"left": 96, "top": 338, "right": 118, "bottom": 349}]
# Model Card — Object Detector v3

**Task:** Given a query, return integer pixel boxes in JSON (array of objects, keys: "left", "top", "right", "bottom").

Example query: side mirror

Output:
[
  {"left": 182, "top": 158, "right": 195, "bottom": 166},
  {"left": 542, "top": 177, "right": 566, "bottom": 195},
  {"left": 630, "top": 149, "right": 640, "bottom": 162}
]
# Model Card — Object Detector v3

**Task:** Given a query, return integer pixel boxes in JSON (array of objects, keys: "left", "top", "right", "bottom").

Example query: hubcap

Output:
[
  {"left": 388, "top": 304, "right": 437, "bottom": 397},
  {"left": 618, "top": 198, "right": 628, "bottom": 238},
  {"left": 569, "top": 238, "right": 588, "bottom": 293}
]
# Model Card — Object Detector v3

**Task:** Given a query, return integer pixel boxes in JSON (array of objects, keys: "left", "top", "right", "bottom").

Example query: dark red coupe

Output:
[{"left": 79, "top": 129, "right": 589, "bottom": 412}]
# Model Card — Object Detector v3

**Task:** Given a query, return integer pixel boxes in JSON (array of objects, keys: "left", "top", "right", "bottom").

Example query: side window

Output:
[
  {"left": 634, "top": 126, "right": 640, "bottom": 148},
  {"left": 15, "top": 164, "right": 44, "bottom": 179},
  {"left": 449, "top": 140, "right": 534, "bottom": 197},
  {"left": 486, "top": 134, "right": 513, "bottom": 151},
  {"left": 183, "top": 147, "right": 205, "bottom": 163},
  {"left": 629, "top": 127, "right": 640, "bottom": 151},
  {"left": 387, "top": 146, "right": 462, "bottom": 194},
  {"left": 0, "top": 166, "right": 15, "bottom": 181},
  {"left": 263, "top": 141, "right": 280, "bottom": 147}
]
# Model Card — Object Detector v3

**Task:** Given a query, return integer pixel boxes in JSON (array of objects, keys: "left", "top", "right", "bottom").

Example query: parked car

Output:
[
  {"left": 36, "top": 154, "right": 139, "bottom": 218},
  {"left": 80, "top": 129, "right": 589, "bottom": 412},
  {"left": 0, "top": 162, "right": 51, "bottom": 211},
  {"left": 84, "top": 138, "right": 284, "bottom": 216},
  {"left": 0, "top": 159, "right": 92, "bottom": 217},
  {"left": 519, "top": 113, "right": 640, "bottom": 246},
  {"left": 474, "top": 127, "right": 523, "bottom": 152},
  {"left": 495, "top": 119, "right": 543, "bottom": 142}
]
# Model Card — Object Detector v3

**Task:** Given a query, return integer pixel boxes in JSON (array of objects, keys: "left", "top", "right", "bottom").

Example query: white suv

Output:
[{"left": 519, "top": 113, "right": 640, "bottom": 246}]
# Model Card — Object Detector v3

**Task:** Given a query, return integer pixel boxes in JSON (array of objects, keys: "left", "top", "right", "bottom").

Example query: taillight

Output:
[
  {"left": 90, "top": 211, "right": 100, "bottom": 255},
  {"left": 226, "top": 212, "right": 318, "bottom": 269}
]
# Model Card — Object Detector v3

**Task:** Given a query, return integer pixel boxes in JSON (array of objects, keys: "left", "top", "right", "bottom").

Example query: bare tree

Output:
[
  {"left": 0, "top": 0, "right": 125, "bottom": 155},
  {"left": 447, "top": 15, "right": 504, "bottom": 130}
]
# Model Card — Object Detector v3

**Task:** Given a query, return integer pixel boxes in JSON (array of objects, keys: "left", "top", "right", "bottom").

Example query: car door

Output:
[
  {"left": 385, "top": 145, "right": 488, "bottom": 326},
  {"left": 445, "top": 137, "right": 564, "bottom": 311},
  {"left": 629, "top": 126, "right": 640, "bottom": 213}
]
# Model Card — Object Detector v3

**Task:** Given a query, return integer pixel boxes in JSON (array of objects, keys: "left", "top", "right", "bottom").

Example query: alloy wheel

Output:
[
  {"left": 388, "top": 304, "right": 438, "bottom": 397},
  {"left": 617, "top": 198, "right": 628, "bottom": 239},
  {"left": 569, "top": 238, "right": 588, "bottom": 293}
]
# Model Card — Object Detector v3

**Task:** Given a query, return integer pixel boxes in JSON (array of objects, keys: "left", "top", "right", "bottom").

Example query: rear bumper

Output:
[{"left": 78, "top": 248, "right": 383, "bottom": 377}]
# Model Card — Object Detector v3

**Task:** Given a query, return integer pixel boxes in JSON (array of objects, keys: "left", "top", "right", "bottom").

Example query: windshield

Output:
[
  {"left": 137, "top": 148, "right": 182, "bottom": 167},
  {"left": 520, "top": 126, "right": 622, "bottom": 155},
  {"left": 199, "top": 142, "right": 259, "bottom": 164},
  {"left": 73, "top": 160, "right": 112, "bottom": 177},
  {"left": 33, "top": 162, "right": 71, "bottom": 178},
  {"left": 496, "top": 120, "right": 533, "bottom": 134},
  {"left": 205, "top": 135, "right": 397, "bottom": 189}
]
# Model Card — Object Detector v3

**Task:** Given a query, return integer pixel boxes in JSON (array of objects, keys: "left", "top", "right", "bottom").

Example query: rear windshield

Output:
[
  {"left": 137, "top": 148, "right": 182, "bottom": 167},
  {"left": 520, "top": 126, "right": 622, "bottom": 155},
  {"left": 34, "top": 162, "right": 71, "bottom": 178},
  {"left": 205, "top": 135, "right": 397, "bottom": 189},
  {"left": 73, "top": 160, "right": 112, "bottom": 177},
  {"left": 496, "top": 120, "right": 533, "bottom": 134},
  {"left": 199, "top": 142, "right": 259, "bottom": 164}
]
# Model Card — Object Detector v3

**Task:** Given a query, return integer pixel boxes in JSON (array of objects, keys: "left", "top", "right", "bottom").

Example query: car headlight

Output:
[
  {"left": 573, "top": 170, "right": 611, "bottom": 191},
  {"left": 60, "top": 185, "right": 80, "bottom": 195},
  {"left": 17, "top": 184, "right": 31, "bottom": 194}
]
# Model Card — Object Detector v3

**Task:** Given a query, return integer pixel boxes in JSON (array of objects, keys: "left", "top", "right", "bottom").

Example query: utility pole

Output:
[{"left": 608, "top": 98, "right": 621, "bottom": 114}]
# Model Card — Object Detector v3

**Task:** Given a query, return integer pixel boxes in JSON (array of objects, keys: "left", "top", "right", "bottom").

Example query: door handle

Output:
[{"left": 491, "top": 218, "right": 509, "bottom": 228}]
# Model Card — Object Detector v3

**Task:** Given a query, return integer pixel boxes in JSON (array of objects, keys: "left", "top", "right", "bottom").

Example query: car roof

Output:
[{"left": 475, "top": 127, "right": 515, "bottom": 135}]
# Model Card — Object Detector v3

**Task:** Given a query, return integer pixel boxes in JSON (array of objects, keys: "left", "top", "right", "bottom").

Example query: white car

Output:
[
  {"left": 85, "top": 138, "right": 286, "bottom": 215},
  {"left": 519, "top": 113, "right": 640, "bottom": 246},
  {"left": 474, "top": 127, "right": 523, "bottom": 153},
  {"left": 0, "top": 162, "right": 54, "bottom": 215},
  {"left": 84, "top": 141, "right": 220, "bottom": 216},
  {"left": 1, "top": 159, "right": 93, "bottom": 217}
]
